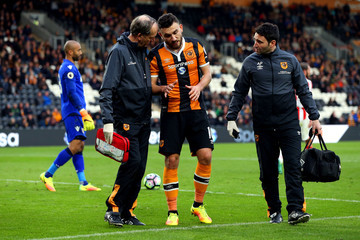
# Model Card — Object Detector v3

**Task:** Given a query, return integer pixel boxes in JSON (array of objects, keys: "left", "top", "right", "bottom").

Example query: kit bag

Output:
[
  {"left": 300, "top": 132, "right": 341, "bottom": 182},
  {"left": 95, "top": 128, "right": 130, "bottom": 163}
]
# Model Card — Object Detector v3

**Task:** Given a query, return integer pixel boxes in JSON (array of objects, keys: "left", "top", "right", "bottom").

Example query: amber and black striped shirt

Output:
[{"left": 149, "top": 37, "right": 209, "bottom": 112}]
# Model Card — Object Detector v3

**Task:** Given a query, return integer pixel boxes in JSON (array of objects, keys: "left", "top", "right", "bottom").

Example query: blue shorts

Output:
[{"left": 64, "top": 115, "right": 87, "bottom": 143}]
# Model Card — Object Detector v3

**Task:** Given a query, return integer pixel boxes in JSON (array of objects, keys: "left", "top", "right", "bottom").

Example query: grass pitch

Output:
[{"left": 1, "top": 141, "right": 359, "bottom": 239}]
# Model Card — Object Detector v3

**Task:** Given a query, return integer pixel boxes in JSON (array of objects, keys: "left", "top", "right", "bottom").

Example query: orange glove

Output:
[{"left": 80, "top": 109, "right": 95, "bottom": 131}]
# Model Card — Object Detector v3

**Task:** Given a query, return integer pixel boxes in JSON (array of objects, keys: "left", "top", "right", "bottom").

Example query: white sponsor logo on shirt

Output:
[
  {"left": 168, "top": 60, "right": 194, "bottom": 70},
  {"left": 278, "top": 71, "right": 291, "bottom": 74}
]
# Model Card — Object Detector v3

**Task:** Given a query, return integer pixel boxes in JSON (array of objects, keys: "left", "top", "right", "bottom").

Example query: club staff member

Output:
[
  {"left": 100, "top": 14, "right": 158, "bottom": 227},
  {"left": 226, "top": 22, "right": 322, "bottom": 225}
]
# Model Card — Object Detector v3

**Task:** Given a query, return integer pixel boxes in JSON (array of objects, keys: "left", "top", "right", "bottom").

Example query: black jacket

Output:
[
  {"left": 226, "top": 47, "right": 320, "bottom": 129},
  {"left": 99, "top": 32, "right": 152, "bottom": 126}
]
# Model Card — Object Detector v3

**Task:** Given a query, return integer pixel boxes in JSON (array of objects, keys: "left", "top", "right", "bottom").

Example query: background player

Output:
[
  {"left": 298, "top": 62, "right": 314, "bottom": 146},
  {"left": 40, "top": 40, "right": 100, "bottom": 192},
  {"left": 149, "top": 13, "right": 213, "bottom": 226},
  {"left": 278, "top": 62, "right": 313, "bottom": 173}
]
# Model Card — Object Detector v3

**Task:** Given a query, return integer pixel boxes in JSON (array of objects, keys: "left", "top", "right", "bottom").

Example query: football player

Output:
[
  {"left": 40, "top": 40, "right": 100, "bottom": 192},
  {"left": 149, "top": 13, "right": 213, "bottom": 226}
]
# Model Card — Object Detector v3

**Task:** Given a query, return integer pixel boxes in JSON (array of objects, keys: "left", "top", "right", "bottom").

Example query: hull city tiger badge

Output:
[
  {"left": 280, "top": 62, "right": 288, "bottom": 69},
  {"left": 186, "top": 50, "right": 194, "bottom": 58},
  {"left": 123, "top": 124, "right": 130, "bottom": 131}
]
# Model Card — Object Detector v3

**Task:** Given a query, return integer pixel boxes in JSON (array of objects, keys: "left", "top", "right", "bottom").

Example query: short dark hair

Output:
[
  {"left": 130, "top": 14, "right": 156, "bottom": 36},
  {"left": 255, "top": 22, "right": 279, "bottom": 44},
  {"left": 301, "top": 62, "right": 309, "bottom": 71},
  {"left": 157, "top": 13, "right": 180, "bottom": 29}
]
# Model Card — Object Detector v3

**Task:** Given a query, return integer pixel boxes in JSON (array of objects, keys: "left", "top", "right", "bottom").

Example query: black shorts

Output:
[{"left": 159, "top": 110, "right": 214, "bottom": 156}]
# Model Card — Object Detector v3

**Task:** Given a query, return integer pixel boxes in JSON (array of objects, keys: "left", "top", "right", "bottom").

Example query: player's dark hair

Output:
[
  {"left": 255, "top": 22, "right": 279, "bottom": 44},
  {"left": 157, "top": 13, "right": 180, "bottom": 29},
  {"left": 130, "top": 14, "right": 156, "bottom": 36},
  {"left": 301, "top": 62, "right": 309, "bottom": 71}
]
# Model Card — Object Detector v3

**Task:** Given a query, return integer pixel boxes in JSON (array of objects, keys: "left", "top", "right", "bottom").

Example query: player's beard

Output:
[
  {"left": 168, "top": 38, "right": 182, "bottom": 51},
  {"left": 72, "top": 54, "right": 81, "bottom": 62}
]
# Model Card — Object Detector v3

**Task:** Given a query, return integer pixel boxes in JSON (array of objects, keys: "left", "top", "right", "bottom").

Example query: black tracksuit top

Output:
[
  {"left": 99, "top": 32, "right": 152, "bottom": 125},
  {"left": 226, "top": 47, "right": 320, "bottom": 130}
]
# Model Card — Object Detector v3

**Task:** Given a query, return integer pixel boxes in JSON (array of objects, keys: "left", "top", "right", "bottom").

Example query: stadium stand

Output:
[{"left": 1, "top": 0, "right": 359, "bottom": 129}]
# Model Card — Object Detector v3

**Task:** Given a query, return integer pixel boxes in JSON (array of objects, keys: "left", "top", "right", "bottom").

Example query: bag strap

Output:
[
  {"left": 317, "top": 134, "right": 328, "bottom": 151},
  {"left": 303, "top": 133, "right": 316, "bottom": 151},
  {"left": 307, "top": 128, "right": 327, "bottom": 151}
]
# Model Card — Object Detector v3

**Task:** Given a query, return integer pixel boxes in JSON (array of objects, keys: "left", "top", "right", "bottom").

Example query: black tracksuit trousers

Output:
[
  {"left": 106, "top": 123, "right": 151, "bottom": 218},
  {"left": 254, "top": 124, "right": 305, "bottom": 215}
]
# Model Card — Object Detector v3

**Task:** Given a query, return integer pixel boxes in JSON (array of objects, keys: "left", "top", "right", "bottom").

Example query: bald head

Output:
[
  {"left": 130, "top": 14, "right": 157, "bottom": 36},
  {"left": 64, "top": 40, "right": 82, "bottom": 62},
  {"left": 64, "top": 40, "right": 80, "bottom": 55}
]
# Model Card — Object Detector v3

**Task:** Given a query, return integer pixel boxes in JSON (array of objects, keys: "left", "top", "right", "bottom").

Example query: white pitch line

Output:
[
  {"left": 213, "top": 157, "right": 258, "bottom": 161},
  {"left": 28, "top": 215, "right": 360, "bottom": 240},
  {"left": 1, "top": 178, "right": 113, "bottom": 187},
  {"left": 2, "top": 178, "right": 360, "bottom": 203},
  {"left": 305, "top": 196, "right": 360, "bottom": 203}
]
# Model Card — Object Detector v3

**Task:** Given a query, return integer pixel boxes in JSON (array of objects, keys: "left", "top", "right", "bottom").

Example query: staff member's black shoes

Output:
[
  {"left": 122, "top": 216, "right": 146, "bottom": 225},
  {"left": 104, "top": 212, "right": 124, "bottom": 227},
  {"left": 270, "top": 212, "right": 283, "bottom": 224},
  {"left": 288, "top": 211, "right": 310, "bottom": 225}
]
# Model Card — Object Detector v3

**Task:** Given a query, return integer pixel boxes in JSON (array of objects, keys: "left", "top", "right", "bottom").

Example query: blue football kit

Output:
[
  {"left": 43, "top": 59, "right": 88, "bottom": 185},
  {"left": 58, "top": 59, "right": 87, "bottom": 142},
  {"left": 58, "top": 59, "right": 86, "bottom": 119},
  {"left": 40, "top": 44, "right": 100, "bottom": 191}
]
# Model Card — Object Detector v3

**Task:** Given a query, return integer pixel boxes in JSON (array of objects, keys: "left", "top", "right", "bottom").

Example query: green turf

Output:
[{"left": 1, "top": 141, "right": 359, "bottom": 239}]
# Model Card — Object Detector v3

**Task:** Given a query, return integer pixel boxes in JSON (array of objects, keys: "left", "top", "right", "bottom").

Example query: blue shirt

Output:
[{"left": 58, "top": 59, "right": 86, "bottom": 119}]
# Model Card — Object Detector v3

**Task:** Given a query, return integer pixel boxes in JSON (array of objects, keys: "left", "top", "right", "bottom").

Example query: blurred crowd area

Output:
[{"left": 1, "top": 0, "right": 360, "bottom": 130}]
